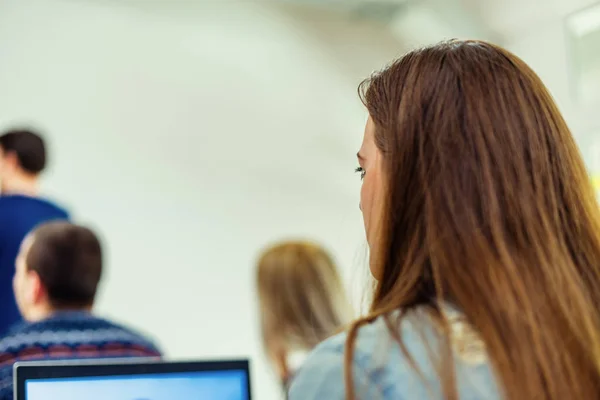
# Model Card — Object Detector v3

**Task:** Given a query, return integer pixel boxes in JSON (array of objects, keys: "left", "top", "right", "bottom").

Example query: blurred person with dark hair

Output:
[
  {"left": 0, "top": 129, "right": 69, "bottom": 334},
  {"left": 0, "top": 221, "right": 161, "bottom": 400},
  {"left": 256, "top": 241, "right": 352, "bottom": 392}
]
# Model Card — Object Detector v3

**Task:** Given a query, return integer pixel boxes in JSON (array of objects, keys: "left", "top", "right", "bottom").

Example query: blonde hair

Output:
[{"left": 257, "top": 241, "right": 352, "bottom": 356}]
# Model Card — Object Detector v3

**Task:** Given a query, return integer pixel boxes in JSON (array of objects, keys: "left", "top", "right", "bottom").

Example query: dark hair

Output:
[
  {"left": 0, "top": 129, "right": 47, "bottom": 174},
  {"left": 344, "top": 40, "right": 600, "bottom": 399},
  {"left": 27, "top": 221, "right": 103, "bottom": 308}
]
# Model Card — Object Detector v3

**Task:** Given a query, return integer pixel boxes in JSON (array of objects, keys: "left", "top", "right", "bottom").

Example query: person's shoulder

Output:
[
  {"left": 0, "top": 313, "right": 162, "bottom": 357},
  {"left": 287, "top": 330, "right": 348, "bottom": 400},
  {"left": 34, "top": 197, "right": 69, "bottom": 219},
  {"left": 0, "top": 195, "right": 68, "bottom": 218},
  {"left": 290, "top": 310, "right": 499, "bottom": 400},
  {"left": 41, "top": 312, "right": 162, "bottom": 356},
  {"left": 94, "top": 316, "right": 162, "bottom": 355},
  {"left": 0, "top": 318, "right": 41, "bottom": 341},
  {"left": 289, "top": 315, "right": 414, "bottom": 399},
  {"left": 0, "top": 320, "right": 40, "bottom": 358}
]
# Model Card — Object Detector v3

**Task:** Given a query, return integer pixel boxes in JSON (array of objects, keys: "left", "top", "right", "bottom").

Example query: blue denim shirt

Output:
[{"left": 289, "top": 310, "right": 500, "bottom": 399}]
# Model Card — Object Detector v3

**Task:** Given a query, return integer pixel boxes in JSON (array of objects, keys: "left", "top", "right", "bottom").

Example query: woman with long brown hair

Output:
[
  {"left": 288, "top": 40, "right": 600, "bottom": 399},
  {"left": 256, "top": 241, "right": 352, "bottom": 390}
]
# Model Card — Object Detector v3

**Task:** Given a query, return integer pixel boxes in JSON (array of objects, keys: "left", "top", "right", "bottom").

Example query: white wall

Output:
[
  {"left": 491, "top": 0, "right": 600, "bottom": 181},
  {"left": 0, "top": 1, "right": 404, "bottom": 398}
]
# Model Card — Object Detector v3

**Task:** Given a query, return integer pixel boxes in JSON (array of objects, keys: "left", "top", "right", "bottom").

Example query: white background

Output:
[{"left": 0, "top": 1, "right": 400, "bottom": 399}]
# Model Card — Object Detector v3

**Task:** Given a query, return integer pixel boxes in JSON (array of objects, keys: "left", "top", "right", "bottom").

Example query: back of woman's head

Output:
[
  {"left": 257, "top": 241, "right": 352, "bottom": 352},
  {"left": 354, "top": 40, "right": 600, "bottom": 399}
]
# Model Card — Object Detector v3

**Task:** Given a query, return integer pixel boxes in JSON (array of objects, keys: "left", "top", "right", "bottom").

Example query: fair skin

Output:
[
  {"left": 357, "top": 117, "right": 385, "bottom": 279},
  {"left": 12, "top": 235, "right": 93, "bottom": 322},
  {"left": 13, "top": 235, "right": 53, "bottom": 322},
  {"left": 0, "top": 148, "right": 40, "bottom": 195}
]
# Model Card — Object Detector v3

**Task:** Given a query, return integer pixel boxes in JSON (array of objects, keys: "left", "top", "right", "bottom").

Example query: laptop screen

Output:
[{"left": 23, "top": 366, "right": 249, "bottom": 400}]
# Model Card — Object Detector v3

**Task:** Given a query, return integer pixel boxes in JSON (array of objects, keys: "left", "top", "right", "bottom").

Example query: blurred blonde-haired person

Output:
[{"left": 256, "top": 241, "right": 352, "bottom": 390}]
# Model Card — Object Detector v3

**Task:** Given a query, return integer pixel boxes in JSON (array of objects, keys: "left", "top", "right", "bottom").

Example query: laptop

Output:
[{"left": 14, "top": 358, "right": 251, "bottom": 400}]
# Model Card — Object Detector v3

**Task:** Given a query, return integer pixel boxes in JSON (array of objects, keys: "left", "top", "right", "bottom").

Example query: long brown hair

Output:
[
  {"left": 345, "top": 40, "right": 600, "bottom": 399},
  {"left": 257, "top": 241, "right": 352, "bottom": 378}
]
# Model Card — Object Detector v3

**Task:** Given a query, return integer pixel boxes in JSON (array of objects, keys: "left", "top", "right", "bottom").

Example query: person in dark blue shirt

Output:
[{"left": 0, "top": 129, "right": 69, "bottom": 335}]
